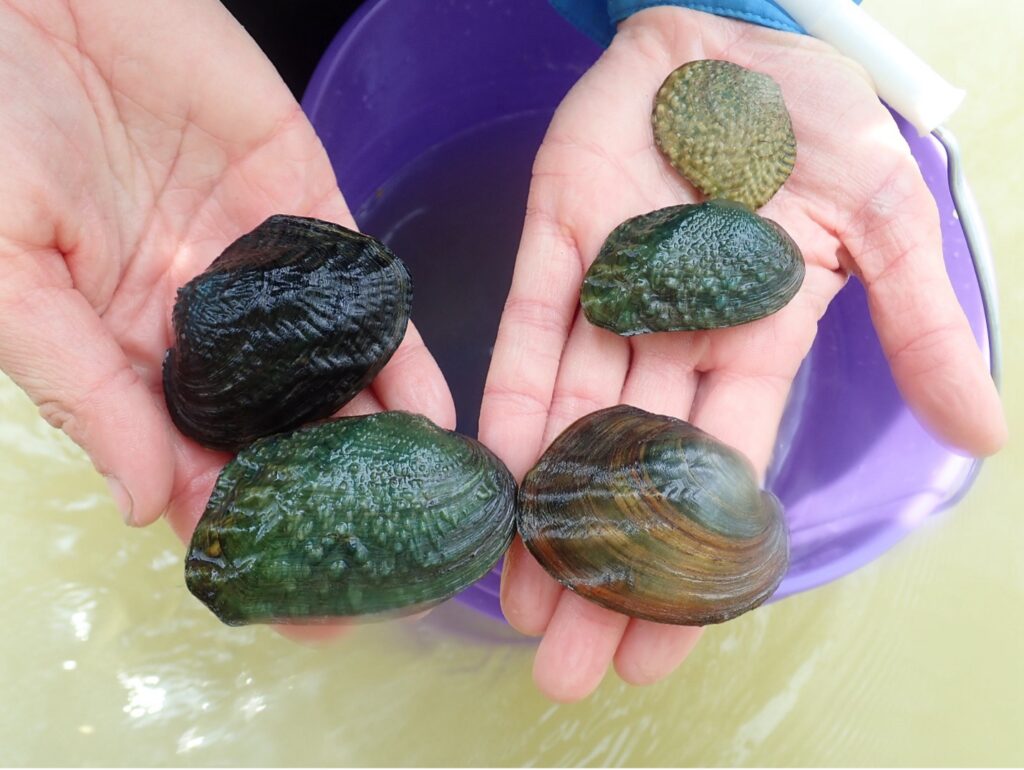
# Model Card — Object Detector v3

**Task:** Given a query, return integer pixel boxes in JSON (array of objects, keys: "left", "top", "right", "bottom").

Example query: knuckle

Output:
[
  {"left": 547, "top": 391, "right": 607, "bottom": 426},
  {"left": 481, "top": 383, "right": 550, "bottom": 420},
  {"left": 846, "top": 159, "right": 940, "bottom": 286},
  {"left": 37, "top": 397, "right": 76, "bottom": 435},
  {"left": 521, "top": 207, "right": 585, "bottom": 276},
  {"left": 35, "top": 364, "right": 142, "bottom": 445},
  {"left": 503, "top": 295, "right": 571, "bottom": 341},
  {"left": 889, "top": 321, "right": 964, "bottom": 372}
]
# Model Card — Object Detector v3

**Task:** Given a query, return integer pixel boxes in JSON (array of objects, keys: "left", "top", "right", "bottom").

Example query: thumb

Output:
[
  {"left": 842, "top": 156, "right": 1006, "bottom": 457},
  {"left": 0, "top": 262, "right": 175, "bottom": 526}
]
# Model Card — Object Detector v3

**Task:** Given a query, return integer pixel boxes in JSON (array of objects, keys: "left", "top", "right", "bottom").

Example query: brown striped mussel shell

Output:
[{"left": 518, "top": 405, "right": 789, "bottom": 625}]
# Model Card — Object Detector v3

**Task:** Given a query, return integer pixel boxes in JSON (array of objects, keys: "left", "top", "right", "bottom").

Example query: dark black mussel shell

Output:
[{"left": 163, "top": 215, "right": 411, "bottom": 451}]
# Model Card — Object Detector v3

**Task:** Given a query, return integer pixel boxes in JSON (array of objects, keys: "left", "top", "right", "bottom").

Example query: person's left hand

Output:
[{"left": 479, "top": 7, "right": 1005, "bottom": 701}]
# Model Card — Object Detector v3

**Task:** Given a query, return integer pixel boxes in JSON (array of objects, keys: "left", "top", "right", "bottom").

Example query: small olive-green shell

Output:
[
  {"left": 185, "top": 411, "right": 516, "bottom": 625},
  {"left": 581, "top": 199, "right": 804, "bottom": 335},
  {"left": 518, "top": 405, "right": 789, "bottom": 626},
  {"left": 653, "top": 59, "right": 796, "bottom": 209},
  {"left": 164, "top": 215, "right": 411, "bottom": 452}
]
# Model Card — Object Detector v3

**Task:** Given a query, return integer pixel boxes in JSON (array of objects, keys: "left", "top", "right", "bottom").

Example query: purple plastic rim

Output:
[{"left": 302, "top": 0, "right": 994, "bottom": 623}]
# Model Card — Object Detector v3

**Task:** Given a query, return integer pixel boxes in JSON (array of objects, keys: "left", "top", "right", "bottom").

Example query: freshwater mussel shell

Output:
[
  {"left": 581, "top": 200, "right": 804, "bottom": 335},
  {"left": 518, "top": 405, "right": 789, "bottom": 625},
  {"left": 652, "top": 59, "right": 796, "bottom": 209},
  {"left": 186, "top": 411, "right": 517, "bottom": 625},
  {"left": 163, "top": 215, "right": 411, "bottom": 451}
]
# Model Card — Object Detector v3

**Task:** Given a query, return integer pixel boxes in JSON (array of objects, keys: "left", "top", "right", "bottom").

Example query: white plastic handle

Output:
[{"left": 773, "top": 0, "right": 965, "bottom": 134}]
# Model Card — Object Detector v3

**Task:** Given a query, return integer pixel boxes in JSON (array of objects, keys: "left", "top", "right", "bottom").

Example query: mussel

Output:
[
  {"left": 652, "top": 59, "right": 796, "bottom": 209},
  {"left": 581, "top": 199, "right": 804, "bottom": 335},
  {"left": 186, "top": 411, "right": 517, "bottom": 625},
  {"left": 163, "top": 215, "right": 411, "bottom": 451},
  {"left": 518, "top": 405, "right": 788, "bottom": 625}
]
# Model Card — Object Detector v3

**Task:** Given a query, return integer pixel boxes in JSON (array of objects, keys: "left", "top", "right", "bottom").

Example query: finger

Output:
[
  {"left": 618, "top": 332, "right": 704, "bottom": 418},
  {"left": 688, "top": 368, "right": 794, "bottom": 478},
  {"left": 479, "top": 207, "right": 584, "bottom": 480},
  {"left": 371, "top": 322, "right": 456, "bottom": 430},
  {"left": 500, "top": 537, "right": 561, "bottom": 636},
  {"left": 541, "top": 316, "right": 630, "bottom": 445},
  {"left": 307, "top": 188, "right": 358, "bottom": 231},
  {"left": 164, "top": 443, "right": 230, "bottom": 545},
  {"left": 532, "top": 591, "right": 630, "bottom": 702},
  {"left": 614, "top": 623, "right": 703, "bottom": 686},
  {"left": 614, "top": 334, "right": 706, "bottom": 687},
  {"left": 842, "top": 158, "right": 1006, "bottom": 456},
  {"left": 336, "top": 388, "right": 387, "bottom": 418},
  {"left": 274, "top": 621, "right": 353, "bottom": 644},
  {"left": 0, "top": 256, "right": 174, "bottom": 526},
  {"left": 522, "top": 319, "right": 638, "bottom": 699},
  {"left": 686, "top": 263, "right": 843, "bottom": 475},
  {"left": 501, "top": 316, "right": 628, "bottom": 637}
]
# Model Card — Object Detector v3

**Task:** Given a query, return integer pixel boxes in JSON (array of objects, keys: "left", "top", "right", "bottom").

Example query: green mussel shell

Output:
[
  {"left": 186, "top": 411, "right": 517, "bottom": 625},
  {"left": 652, "top": 59, "right": 796, "bottom": 209},
  {"left": 164, "top": 215, "right": 411, "bottom": 451},
  {"left": 580, "top": 200, "right": 804, "bottom": 335},
  {"left": 518, "top": 405, "right": 789, "bottom": 626}
]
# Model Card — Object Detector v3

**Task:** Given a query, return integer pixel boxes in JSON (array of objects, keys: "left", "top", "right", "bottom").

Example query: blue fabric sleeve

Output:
[{"left": 549, "top": 0, "right": 863, "bottom": 47}]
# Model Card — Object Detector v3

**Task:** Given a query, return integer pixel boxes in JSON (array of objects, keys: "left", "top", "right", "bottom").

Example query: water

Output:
[
  {"left": 2, "top": 375, "right": 1020, "bottom": 764},
  {"left": 356, "top": 112, "right": 547, "bottom": 435}
]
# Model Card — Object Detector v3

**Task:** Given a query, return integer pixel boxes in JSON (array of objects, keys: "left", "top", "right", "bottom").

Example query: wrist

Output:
[
  {"left": 610, "top": 1, "right": 805, "bottom": 35},
  {"left": 549, "top": 0, "right": 864, "bottom": 47}
]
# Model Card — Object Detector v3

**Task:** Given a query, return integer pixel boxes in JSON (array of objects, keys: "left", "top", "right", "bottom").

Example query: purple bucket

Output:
[{"left": 302, "top": 0, "right": 997, "bottom": 621}]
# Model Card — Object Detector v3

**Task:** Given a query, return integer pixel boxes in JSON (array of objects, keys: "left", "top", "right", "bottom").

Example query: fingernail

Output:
[{"left": 104, "top": 476, "right": 135, "bottom": 525}]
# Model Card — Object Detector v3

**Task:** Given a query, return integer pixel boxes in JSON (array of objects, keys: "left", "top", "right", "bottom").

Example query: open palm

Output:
[
  {"left": 0, "top": 1, "right": 454, "bottom": 561},
  {"left": 479, "top": 7, "right": 1005, "bottom": 701}
]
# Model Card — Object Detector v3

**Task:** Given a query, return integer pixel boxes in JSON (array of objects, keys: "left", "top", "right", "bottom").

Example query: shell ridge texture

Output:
[{"left": 164, "top": 214, "right": 412, "bottom": 450}]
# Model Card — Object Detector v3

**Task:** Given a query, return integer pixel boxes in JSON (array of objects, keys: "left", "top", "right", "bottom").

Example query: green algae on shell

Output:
[
  {"left": 653, "top": 59, "right": 796, "bottom": 209},
  {"left": 185, "top": 411, "right": 516, "bottom": 625},
  {"left": 518, "top": 405, "right": 789, "bottom": 626},
  {"left": 581, "top": 199, "right": 804, "bottom": 335},
  {"left": 163, "top": 214, "right": 411, "bottom": 452}
]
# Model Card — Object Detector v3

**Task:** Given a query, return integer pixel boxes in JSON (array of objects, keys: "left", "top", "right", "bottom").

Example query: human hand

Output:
[
  {"left": 479, "top": 6, "right": 1006, "bottom": 701},
  {"left": 0, "top": 2, "right": 454, "bottom": 567}
]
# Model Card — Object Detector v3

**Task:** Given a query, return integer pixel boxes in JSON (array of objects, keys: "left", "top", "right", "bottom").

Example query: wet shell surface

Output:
[
  {"left": 185, "top": 411, "right": 517, "bottom": 625},
  {"left": 580, "top": 199, "right": 804, "bottom": 335},
  {"left": 518, "top": 405, "right": 789, "bottom": 626},
  {"left": 163, "top": 215, "right": 411, "bottom": 451},
  {"left": 652, "top": 59, "right": 796, "bottom": 209}
]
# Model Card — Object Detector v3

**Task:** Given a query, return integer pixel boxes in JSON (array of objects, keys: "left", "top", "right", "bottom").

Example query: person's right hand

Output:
[{"left": 0, "top": 0, "right": 455, "bottom": 552}]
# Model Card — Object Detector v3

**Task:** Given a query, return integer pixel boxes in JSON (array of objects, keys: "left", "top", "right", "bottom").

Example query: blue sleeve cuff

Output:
[{"left": 549, "top": 0, "right": 862, "bottom": 47}]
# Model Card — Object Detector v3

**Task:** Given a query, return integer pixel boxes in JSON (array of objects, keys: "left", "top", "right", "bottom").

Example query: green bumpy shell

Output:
[
  {"left": 653, "top": 59, "right": 796, "bottom": 209},
  {"left": 580, "top": 200, "right": 804, "bottom": 335},
  {"left": 185, "top": 412, "right": 517, "bottom": 625}
]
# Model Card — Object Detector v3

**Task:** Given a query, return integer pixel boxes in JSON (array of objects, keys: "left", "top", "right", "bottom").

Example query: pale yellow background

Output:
[{"left": 1, "top": 0, "right": 1021, "bottom": 765}]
